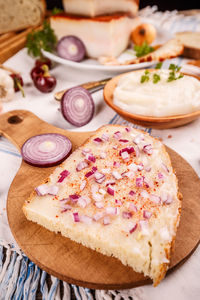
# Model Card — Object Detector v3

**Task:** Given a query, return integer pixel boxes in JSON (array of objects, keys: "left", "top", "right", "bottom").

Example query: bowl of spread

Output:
[{"left": 103, "top": 69, "right": 200, "bottom": 129}]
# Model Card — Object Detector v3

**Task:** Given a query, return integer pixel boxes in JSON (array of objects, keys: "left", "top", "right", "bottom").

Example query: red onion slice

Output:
[
  {"left": 61, "top": 87, "right": 94, "bottom": 127},
  {"left": 85, "top": 153, "right": 96, "bottom": 163},
  {"left": 57, "top": 170, "right": 70, "bottom": 183},
  {"left": 136, "top": 177, "right": 143, "bottom": 187},
  {"left": 57, "top": 35, "right": 86, "bottom": 62},
  {"left": 119, "top": 139, "right": 129, "bottom": 143},
  {"left": 101, "top": 133, "right": 109, "bottom": 141},
  {"left": 21, "top": 133, "right": 72, "bottom": 167},
  {"left": 125, "top": 127, "right": 131, "bottom": 132},
  {"left": 80, "top": 180, "right": 86, "bottom": 191},
  {"left": 129, "top": 190, "right": 136, "bottom": 197},
  {"left": 93, "top": 137, "right": 103, "bottom": 144}
]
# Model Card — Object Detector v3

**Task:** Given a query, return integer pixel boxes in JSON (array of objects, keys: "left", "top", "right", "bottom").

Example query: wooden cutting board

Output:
[{"left": 0, "top": 110, "right": 200, "bottom": 290}]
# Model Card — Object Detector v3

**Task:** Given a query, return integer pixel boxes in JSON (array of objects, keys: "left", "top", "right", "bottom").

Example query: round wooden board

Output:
[
  {"left": 103, "top": 70, "right": 200, "bottom": 129},
  {"left": 1, "top": 110, "right": 200, "bottom": 290}
]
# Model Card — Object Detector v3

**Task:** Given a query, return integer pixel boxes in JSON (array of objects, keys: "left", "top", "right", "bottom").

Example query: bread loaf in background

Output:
[
  {"left": 0, "top": 0, "right": 46, "bottom": 34},
  {"left": 62, "top": 0, "right": 139, "bottom": 17},
  {"left": 176, "top": 31, "right": 200, "bottom": 60}
]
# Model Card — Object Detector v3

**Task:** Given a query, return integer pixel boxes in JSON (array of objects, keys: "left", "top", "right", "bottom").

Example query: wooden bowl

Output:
[{"left": 103, "top": 70, "right": 200, "bottom": 129}]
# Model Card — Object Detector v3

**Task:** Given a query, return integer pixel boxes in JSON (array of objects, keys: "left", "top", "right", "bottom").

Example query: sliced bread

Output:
[
  {"left": 23, "top": 125, "right": 182, "bottom": 286},
  {"left": 176, "top": 31, "right": 200, "bottom": 59},
  {"left": 0, "top": 0, "right": 46, "bottom": 34}
]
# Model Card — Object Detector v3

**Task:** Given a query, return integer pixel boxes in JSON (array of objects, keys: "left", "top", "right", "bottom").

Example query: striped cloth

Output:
[{"left": 0, "top": 6, "right": 200, "bottom": 300}]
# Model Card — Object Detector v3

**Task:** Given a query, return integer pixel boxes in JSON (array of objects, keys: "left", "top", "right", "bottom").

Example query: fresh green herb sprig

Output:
[
  {"left": 140, "top": 70, "right": 150, "bottom": 83},
  {"left": 167, "top": 64, "right": 184, "bottom": 82},
  {"left": 155, "top": 62, "right": 163, "bottom": 69},
  {"left": 134, "top": 42, "right": 154, "bottom": 58},
  {"left": 52, "top": 7, "right": 64, "bottom": 15},
  {"left": 26, "top": 21, "right": 57, "bottom": 58},
  {"left": 153, "top": 73, "right": 161, "bottom": 83}
]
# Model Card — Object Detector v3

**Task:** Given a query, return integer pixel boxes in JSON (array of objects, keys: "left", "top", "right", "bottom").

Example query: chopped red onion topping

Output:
[
  {"left": 129, "top": 163, "right": 138, "bottom": 171},
  {"left": 105, "top": 180, "right": 115, "bottom": 186},
  {"left": 150, "top": 194, "right": 161, "bottom": 204},
  {"left": 129, "top": 223, "right": 138, "bottom": 234},
  {"left": 57, "top": 170, "right": 70, "bottom": 183},
  {"left": 161, "top": 163, "right": 169, "bottom": 173},
  {"left": 125, "top": 127, "right": 131, "bottom": 132},
  {"left": 92, "top": 166, "right": 97, "bottom": 172},
  {"left": 115, "top": 199, "right": 122, "bottom": 206},
  {"left": 119, "top": 147, "right": 135, "bottom": 157},
  {"left": 69, "top": 194, "right": 80, "bottom": 203},
  {"left": 85, "top": 153, "right": 96, "bottom": 163},
  {"left": 95, "top": 201, "right": 104, "bottom": 208},
  {"left": 122, "top": 211, "right": 133, "bottom": 219},
  {"left": 76, "top": 161, "right": 88, "bottom": 172},
  {"left": 129, "top": 190, "right": 136, "bottom": 197},
  {"left": 80, "top": 180, "right": 86, "bottom": 191},
  {"left": 143, "top": 210, "right": 152, "bottom": 219},
  {"left": 103, "top": 216, "right": 111, "bottom": 225},
  {"left": 161, "top": 193, "right": 173, "bottom": 205},
  {"left": 158, "top": 172, "right": 164, "bottom": 179},
  {"left": 107, "top": 186, "right": 115, "bottom": 196},
  {"left": 93, "top": 212, "right": 104, "bottom": 221},
  {"left": 119, "top": 139, "right": 129, "bottom": 143},
  {"left": 113, "top": 131, "right": 122, "bottom": 139},
  {"left": 141, "top": 190, "right": 149, "bottom": 199},
  {"left": 92, "top": 192, "right": 103, "bottom": 202},
  {"left": 144, "top": 177, "right": 153, "bottom": 188},
  {"left": 77, "top": 197, "right": 87, "bottom": 208},
  {"left": 113, "top": 161, "right": 120, "bottom": 168},
  {"left": 95, "top": 172, "right": 106, "bottom": 184},
  {"left": 121, "top": 171, "right": 134, "bottom": 179},
  {"left": 106, "top": 206, "right": 117, "bottom": 215},
  {"left": 85, "top": 170, "right": 95, "bottom": 178},
  {"left": 143, "top": 144, "right": 153, "bottom": 155},
  {"left": 80, "top": 215, "right": 92, "bottom": 225},
  {"left": 129, "top": 202, "right": 137, "bottom": 212},
  {"left": 100, "top": 152, "right": 107, "bottom": 159},
  {"left": 82, "top": 148, "right": 91, "bottom": 156},
  {"left": 121, "top": 151, "right": 130, "bottom": 160},
  {"left": 137, "top": 163, "right": 144, "bottom": 171},
  {"left": 136, "top": 177, "right": 143, "bottom": 187},
  {"left": 35, "top": 184, "right": 59, "bottom": 196},
  {"left": 112, "top": 171, "right": 122, "bottom": 180},
  {"left": 134, "top": 145, "right": 140, "bottom": 158},
  {"left": 113, "top": 145, "right": 118, "bottom": 150},
  {"left": 93, "top": 137, "right": 103, "bottom": 144},
  {"left": 133, "top": 134, "right": 144, "bottom": 145},
  {"left": 73, "top": 212, "right": 80, "bottom": 222},
  {"left": 145, "top": 166, "right": 152, "bottom": 172},
  {"left": 101, "top": 133, "right": 109, "bottom": 141},
  {"left": 61, "top": 204, "right": 72, "bottom": 213}
]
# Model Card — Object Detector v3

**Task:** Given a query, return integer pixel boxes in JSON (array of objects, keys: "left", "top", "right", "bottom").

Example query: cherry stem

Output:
[
  {"left": 16, "top": 79, "right": 25, "bottom": 98},
  {"left": 41, "top": 64, "right": 50, "bottom": 77}
]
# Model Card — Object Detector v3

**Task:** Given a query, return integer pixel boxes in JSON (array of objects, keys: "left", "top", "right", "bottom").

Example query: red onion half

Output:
[
  {"left": 57, "top": 35, "right": 86, "bottom": 62},
  {"left": 21, "top": 133, "right": 72, "bottom": 167},
  {"left": 61, "top": 87, "right": 94, "bottom": 127}
]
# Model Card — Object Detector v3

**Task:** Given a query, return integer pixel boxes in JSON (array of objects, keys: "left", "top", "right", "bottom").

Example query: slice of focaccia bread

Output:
[{"left": 23, "top": 125, "right": 181, "bottom": 286}]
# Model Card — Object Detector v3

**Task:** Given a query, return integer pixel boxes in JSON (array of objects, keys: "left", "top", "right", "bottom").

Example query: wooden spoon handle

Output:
[{"left": 54, "top": 78, "right": 111, "bottom": 101}]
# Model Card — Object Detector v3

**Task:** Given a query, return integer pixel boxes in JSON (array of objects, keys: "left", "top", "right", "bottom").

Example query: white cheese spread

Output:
[{"left": 113, "top": 69, "right": 200, "bottom": 117}]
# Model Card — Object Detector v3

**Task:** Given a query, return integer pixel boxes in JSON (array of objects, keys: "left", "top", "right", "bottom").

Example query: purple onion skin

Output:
[
  {"left": 61, "top": 86, "right": 94, "bottom": 127},
  {"left": 57, "top": 36, "right": 86, "bottom": 62}
]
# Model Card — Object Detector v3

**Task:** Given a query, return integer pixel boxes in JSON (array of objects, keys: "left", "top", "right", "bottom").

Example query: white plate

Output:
[{"left": 42, "top": 27, "right": 172, "bottom": 74}]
